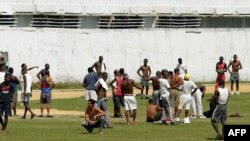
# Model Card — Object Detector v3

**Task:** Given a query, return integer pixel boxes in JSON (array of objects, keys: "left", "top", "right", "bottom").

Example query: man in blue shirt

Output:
[{"left": 83, "top": 68, "right": 98, "bottom": 101}]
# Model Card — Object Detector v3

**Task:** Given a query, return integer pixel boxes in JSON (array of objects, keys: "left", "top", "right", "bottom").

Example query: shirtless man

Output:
[
  {"left": 227, "top": 54, "right": 243, "bottom": 95},
  {"left": 215, "top": 56, "right": 227, "bottom": 89},
  {"left": 121, "top": 73, "right": 142, "bottom": 124},
  {"left": 144, "top": 71, "right": 161, "bottom": 104},
  {"left": 95, "top": 72, "right": 112, "bottom": 128},
  {"left": 82, "top": 99, "right": 106, "bottom": 134},
  {"left": 137, "top": 58, "right": 151, "bottom": 99},
  {"left": 91, "top": 56, "right": 106, "bottom": 76},
  {"left": 170, "top": 68, "right": 183, "bottom": 118},
  {"left": 147, "top": 99, "right": 163, "bottom": 122},
  {"left": 35, "top": 70, "right": 55, "bottom": 117}
]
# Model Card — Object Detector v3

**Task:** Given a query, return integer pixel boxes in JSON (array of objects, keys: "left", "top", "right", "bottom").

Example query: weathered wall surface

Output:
[{"left": 0, "top": 27, "right": 249, "bottom": 82}]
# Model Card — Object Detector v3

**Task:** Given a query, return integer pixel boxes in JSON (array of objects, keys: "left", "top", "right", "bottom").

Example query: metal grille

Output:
[
  {"left": 97, "top": 16, "right": 145, "bottom": 29},
  {"left": 0, "top": 15, "right": 17, "bottom": 27},
  {"left": 30, "top": 15, "right": 81, "bottom": 28},
  {"left": 155, "top": 16, "right": 202, "bottom": 28}
]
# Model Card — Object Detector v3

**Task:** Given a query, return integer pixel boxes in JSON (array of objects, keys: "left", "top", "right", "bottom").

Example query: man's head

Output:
[
  {"left": 45, "top": 63, "right": 50, "bottom": 70},
  {"left": 184, "top": 74, "right": 190, "bottom": 81},
  {"left": 4, "top": 73, "right": 11, "bottom": 84},
  {"left": 143, "top": 58, "right": 148, "bottom": 65},
  {"left": 156, "top": 71, "right": 161, "bottom": 77},
  {"left": 233, "top": 54, "right": 237, "bottom": 61},
  {"left": 178, "top": 58, "right": 182, "bottom": 64},
  {"left": 174, "top": 68, "right": 180, "bottom": 75},
  {"left": 114, "top": 69, "right": 119, "bottom": 76},
  {"left": 161, "top": 69, "right": 168, "bottom": 79},
  {"left": 119, "top": 68, "right": 124, "bottom": 75},
  {"left": 21, "top": 63, "right": 27, "bottom": 69},
  {"left": 8, "top": 67, "right": 14, "bottom": 74},
  {"left": 87, "top": 99, "right": 96, "bottom": 108},
  {"left": 88, "top": 67, "right": 94, "bottom": 73},
  {"left": 102, "top": 72, "right": 108, "bottom": 81},
  {"left": 219, "top": 56, "right": 224, "bottom": 63},
  {"left": 168, "top": 71, "right": 173, "bottom": 79},
  {"left": 148, "top": 99, "right": 153, "bottom": 104},
  {"left": 99, "top": 56, "right": 103, "bottom": 62},
  {"left": 123, "top": 73, "right": 128, "bottom": 79}
]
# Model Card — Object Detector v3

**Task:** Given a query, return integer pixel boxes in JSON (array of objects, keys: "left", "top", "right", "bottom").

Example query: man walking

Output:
[
  {"left": 121, "top": 73, "right": 142, "bottom": 125},
  {"left": 211, "top": 80, "right": 229, "bottom": 140}
]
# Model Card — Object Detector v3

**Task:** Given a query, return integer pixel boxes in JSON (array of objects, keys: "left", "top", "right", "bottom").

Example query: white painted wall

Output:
[{"left": 0, "top": 27, "right": 249, "bottom": 82}]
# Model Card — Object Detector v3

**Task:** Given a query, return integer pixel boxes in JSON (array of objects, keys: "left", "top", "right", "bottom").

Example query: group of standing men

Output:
[{"left": 0, "top": 60, "right": 54, "bottom": 134}]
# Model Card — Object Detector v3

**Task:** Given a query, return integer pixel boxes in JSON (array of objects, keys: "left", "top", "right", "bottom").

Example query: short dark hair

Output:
[
  {"left": 168, "top": 71, "right": 173, "bottom": 75},
  {"left": 119, "top": 68, "right": 124, "bottom": 75},
  {"left": 8, "top": 67, "right": 14, "bottom": 73},
  {"left": 148, "top": 99, "right": 153, "bottom": 104},
  {"left": 88, "top": 67, "right": 93, "bottom": 73},
  {"left": 161, "top": 69, "right": 168, "bottom": 75},
  {"left": 174, "top": 68, "right": 180, "bottom": 73},
  {"left": 21, "top": 63, "right": 26, "bottom": 68},
  {"left": 88, "top": 99, "right": 96, "bottom": 105}
]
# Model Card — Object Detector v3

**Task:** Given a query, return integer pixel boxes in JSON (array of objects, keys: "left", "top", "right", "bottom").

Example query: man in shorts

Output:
[
  {"left": 170, "top": 68, "right": 183, "bottom": 118},
  {"left": 175, "top": 74, "right": 197, "bottom": 124},
  {"left": 215, "top": 56, "right": 227, "bottom": 89},
  {"left": 211, "top": 80, "right": 229, "bottom": 140},
  {"left": 8, "top": 67, "right": 20, "bottom": 116},
  {"left": 121, "top": 73, "right": 142, "bottom": 125},
  {"left": 95, "top": 72, "right": 112, "bottom": 128},
  {"left": 83, "top": 68, "right": 98, "bottom": 102},
  {"left": 0, "top": 73, "right": 15, "bottom": 134},
  {"left": 35, "top": 70, "right": 55, "bottom": 117},
  {"left": 21, "top": 69, "right": 36, "bottom": 119},
  {"left": 144, "top": 71, "right": 161, "bottom": 104},
  {"left": 110, "top": 68, "right": 125, "bottom": 118},
  {"left": 137, "top": 58, "right": 151, "bottom": 99},
  {"left": 227, "top": 54, "right": 243, "bottom": 95}
]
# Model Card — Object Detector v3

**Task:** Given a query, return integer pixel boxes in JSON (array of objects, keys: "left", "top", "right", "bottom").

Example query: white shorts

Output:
[
  {"left": 85, "top": 90, "right": 97, "bottom": 101},
  {"left": 124, "top": 95, "right": 137, "bottom": 111},
  {"left": 178, "top": 94, "right": 192, "bottom": 110}
]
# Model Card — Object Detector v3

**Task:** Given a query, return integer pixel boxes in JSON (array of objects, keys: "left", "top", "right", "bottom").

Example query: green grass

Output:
[{"left": 2, "top": 93, "right": 250, "bottom": 141}]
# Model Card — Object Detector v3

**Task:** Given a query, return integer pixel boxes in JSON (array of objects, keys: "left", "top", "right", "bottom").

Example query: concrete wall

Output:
[{"left": 0, "top": 27, "right": 249, "bottom": 82}]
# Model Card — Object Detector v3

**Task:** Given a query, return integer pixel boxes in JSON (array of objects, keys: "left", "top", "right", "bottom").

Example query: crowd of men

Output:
[
  {"left": 0, "top": 60, "right": 54, "bottom": 134},
  {"left": 0, "top": 54, "right": 243, "bottom": 140}
]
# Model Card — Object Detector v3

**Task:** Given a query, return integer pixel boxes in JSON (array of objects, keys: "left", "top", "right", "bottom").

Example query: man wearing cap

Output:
[
  {"left": 121, "top": 73, "right": 142, "bottom": 125},
  {"left": 175, "top": 74, "right": 197, "bottom": 124}
]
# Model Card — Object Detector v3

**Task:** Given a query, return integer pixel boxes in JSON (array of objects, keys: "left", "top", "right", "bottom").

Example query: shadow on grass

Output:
[{"left": 206, "top": 137, "right": 216, "bottom": 140}]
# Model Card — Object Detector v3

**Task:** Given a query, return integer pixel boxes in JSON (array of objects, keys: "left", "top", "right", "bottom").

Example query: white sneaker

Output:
[
  {"left": 198, "top": 115, "right": 206, "bottom": 119},
  {"left": 184, "top": 118, "right": 190, "bottom": 124},
  {"left": 175, "top": 117, "right": 180, "bottom": 122},
  {"left": 236, "top": 92, "right": 240, "bottom": 95},
  {"left": 231, "top": 92, "right": 234, "bottom": 95}
]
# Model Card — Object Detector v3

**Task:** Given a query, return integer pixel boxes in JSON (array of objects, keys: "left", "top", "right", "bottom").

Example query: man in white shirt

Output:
[
  {"left": 21, "top": 69, "right": 36, "bottom": 119},
  {"left": 211, "top": 80, "right": 229, "bottom": 140},
  {"left": 0, "top": 64, "right": 5, "bottom": 83},
  {"left": 176, "top": 58, "right": 187, "bottom": 79},
  {"left": 159, "top": 69, "right": 176, "bottom": 125},
  {"left": 175, "top": 74, "right": 197, "bottom": 124}
]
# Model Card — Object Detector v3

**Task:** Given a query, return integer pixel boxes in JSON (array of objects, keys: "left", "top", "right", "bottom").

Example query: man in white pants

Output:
[
  {"left": 191, "top": 86, "right": 206, "bottom": 119},
  {"left": 175, "top": 74, "right": 197, "bottom": 124}
]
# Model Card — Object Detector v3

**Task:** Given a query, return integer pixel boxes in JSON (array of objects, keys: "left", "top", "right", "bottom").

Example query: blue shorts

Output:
[{"left": 0, "top": 102, "right": 12, "bottom": 117}]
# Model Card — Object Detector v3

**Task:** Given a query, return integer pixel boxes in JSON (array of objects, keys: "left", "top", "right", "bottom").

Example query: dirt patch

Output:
[
  {"left": 16, "top": 109, "right": 83, "bottom": 116},
  {"left": 19, "top": 83, "right": 250, "bottom": 101}
]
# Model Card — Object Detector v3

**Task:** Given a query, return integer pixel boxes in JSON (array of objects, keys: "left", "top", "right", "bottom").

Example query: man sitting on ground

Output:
[{"left": 146, "top": 99, "right": 162, "bottom": 122}]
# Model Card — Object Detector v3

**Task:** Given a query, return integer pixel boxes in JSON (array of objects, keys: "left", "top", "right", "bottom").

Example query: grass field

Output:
[{"left": 1, "top": 93, "right": 250, "bottom": 141}]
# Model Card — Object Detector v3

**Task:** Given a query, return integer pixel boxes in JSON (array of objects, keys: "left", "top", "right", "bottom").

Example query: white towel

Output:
[
  {"left": 101, "top": 62, "right": 106, "bottom": 72},
  {"left": 95, "top": 78, "right": 108, "bottom": 92}
]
